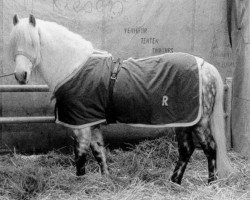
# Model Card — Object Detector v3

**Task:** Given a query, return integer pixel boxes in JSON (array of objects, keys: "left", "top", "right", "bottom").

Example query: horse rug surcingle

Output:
[{"left": 54, "top": 52, "right": 203, "bottom": 129}]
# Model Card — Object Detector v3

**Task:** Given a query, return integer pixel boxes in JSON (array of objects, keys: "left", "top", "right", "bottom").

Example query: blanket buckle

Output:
[{"left": 110, "top": 73, "right": 117, "bottom": 80}]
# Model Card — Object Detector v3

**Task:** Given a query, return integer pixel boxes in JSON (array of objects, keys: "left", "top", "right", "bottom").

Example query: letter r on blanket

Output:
[{"left": 162, "top": 95, "right": 169, "bottom": 106}]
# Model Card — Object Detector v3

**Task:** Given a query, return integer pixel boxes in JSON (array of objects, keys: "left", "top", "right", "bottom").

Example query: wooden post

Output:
[
  {"left": 230, "top": 0, "right": 250, "bottom": 158},
  {"left": 0, "top": 0, "right": 3, "bottom": 151},
  {"left": 224, "top": 77, "right": 233, "bottom": 150}
]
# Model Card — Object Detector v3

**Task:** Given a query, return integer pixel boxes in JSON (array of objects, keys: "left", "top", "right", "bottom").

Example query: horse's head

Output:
[{"left": 8, "top": 14, "right": 41, "bottom": 84}]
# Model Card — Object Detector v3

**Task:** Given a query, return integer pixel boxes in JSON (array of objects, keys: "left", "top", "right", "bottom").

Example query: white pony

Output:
[{"left": 8, "top": 15, "right": 233, "bottom": 184}]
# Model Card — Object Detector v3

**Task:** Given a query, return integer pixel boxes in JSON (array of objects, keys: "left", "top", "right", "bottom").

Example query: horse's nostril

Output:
[{"left": 24, "top": 71, "right": 27, "bottom": 80}]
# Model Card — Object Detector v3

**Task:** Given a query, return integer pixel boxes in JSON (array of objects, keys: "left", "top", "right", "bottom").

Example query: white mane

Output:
[
  {"left": 9, "top": 17, "right": 94, "bottom": 92},
  {"left": 37, "top": 19, "right": 93, "bottom": 53}
]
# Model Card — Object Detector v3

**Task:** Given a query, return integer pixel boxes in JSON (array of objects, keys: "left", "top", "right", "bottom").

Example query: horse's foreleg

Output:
[
  {"left": 90, "top": 125, "right": 109, "bottom": 175},
  {"left": 73, "top": 127, "right": 91, "bottom": 176},
  {"left": 194, "top": 122, "right": 217, "bottom": 183},
  {"left": 170, "top": 128, "right": 195, "bottom": 184}
]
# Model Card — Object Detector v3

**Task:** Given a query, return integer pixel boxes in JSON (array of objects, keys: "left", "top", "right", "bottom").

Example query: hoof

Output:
[
  {"left": 101, "top": 167, "right": 110, "bottom": 176},
  {"left": 170, "top": 176, "right": 181, "bottom": 185},
  {"left": 101, "top": 170, "right": 110, "bottom": 177},
  {"left": 76, "top": 169, "right": 86, "bottom": 176},
  {"left": 208, "top": 177, "right": 216, "bottom": 184}
]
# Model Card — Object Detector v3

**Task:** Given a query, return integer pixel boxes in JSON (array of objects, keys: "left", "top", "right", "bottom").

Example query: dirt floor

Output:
[{"left": 0, "top": 136, "right": 249, "bottom": 200}]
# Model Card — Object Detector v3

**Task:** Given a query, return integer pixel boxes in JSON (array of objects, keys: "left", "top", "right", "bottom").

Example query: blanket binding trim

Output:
[{"left": 55, "top": 119, "right": 106, "bottom": 129}]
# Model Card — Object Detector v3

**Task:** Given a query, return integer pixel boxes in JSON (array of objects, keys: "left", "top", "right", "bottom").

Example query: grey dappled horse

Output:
[{"left": 8, "top": 15, "right": 233, "bottom": 184}]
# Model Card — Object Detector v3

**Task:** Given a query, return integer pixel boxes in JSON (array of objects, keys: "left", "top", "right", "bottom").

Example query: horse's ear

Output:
[
  {"left": 29, "top": 14, "right": 36, "bottom": 27},
  {"left": 13, "top": 14, "right": 19, "bottom": 25}
]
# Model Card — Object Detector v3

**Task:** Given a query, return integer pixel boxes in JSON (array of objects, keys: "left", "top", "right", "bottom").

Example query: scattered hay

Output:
[{"left": 0, "top": 137, "right": 249, "bottom": 200}]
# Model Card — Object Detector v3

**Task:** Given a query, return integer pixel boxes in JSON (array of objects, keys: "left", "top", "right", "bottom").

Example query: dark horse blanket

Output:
[{"left": 54, "top": 52, "right": 202, "bottom": 129}]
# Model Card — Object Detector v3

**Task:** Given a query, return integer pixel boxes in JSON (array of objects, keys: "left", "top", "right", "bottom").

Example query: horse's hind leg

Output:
[
  {"left": 170, "top": 127, "right": 195, "bottom": 184},
  {"left": 192, "top": 62, "right": 217, "bottom": 183},
  {"left": 90, "top": 125, "right": 109, "bottom": 175},
  {"left": 73, "top": 128, "right": 91, "bottom": 176},
  {"left": 194, "top": 120, "right": 217, "bottom": 183}
]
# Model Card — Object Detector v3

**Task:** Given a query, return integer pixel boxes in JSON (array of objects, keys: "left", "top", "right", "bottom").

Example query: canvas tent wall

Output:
[
  {"left": 0, "top": 0, "right": 234, "bottom": 153},
  {"left": 229, "top": 0, "right": 250, "bottom": 159}
]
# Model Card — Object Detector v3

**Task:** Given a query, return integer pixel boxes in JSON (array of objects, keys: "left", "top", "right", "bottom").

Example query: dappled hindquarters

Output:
[{"left": 0, "top": 137, "right": 249, "bottom": 200}]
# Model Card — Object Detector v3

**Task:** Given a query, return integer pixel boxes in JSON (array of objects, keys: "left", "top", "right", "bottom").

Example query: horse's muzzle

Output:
[{"left": 15, "top": 71, "right": 28, "bottom": 84}]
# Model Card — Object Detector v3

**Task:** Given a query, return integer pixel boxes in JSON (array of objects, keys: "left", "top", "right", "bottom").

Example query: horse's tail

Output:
[{"left": 209, "top": 64, "right": 234, "bottom": 178}]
